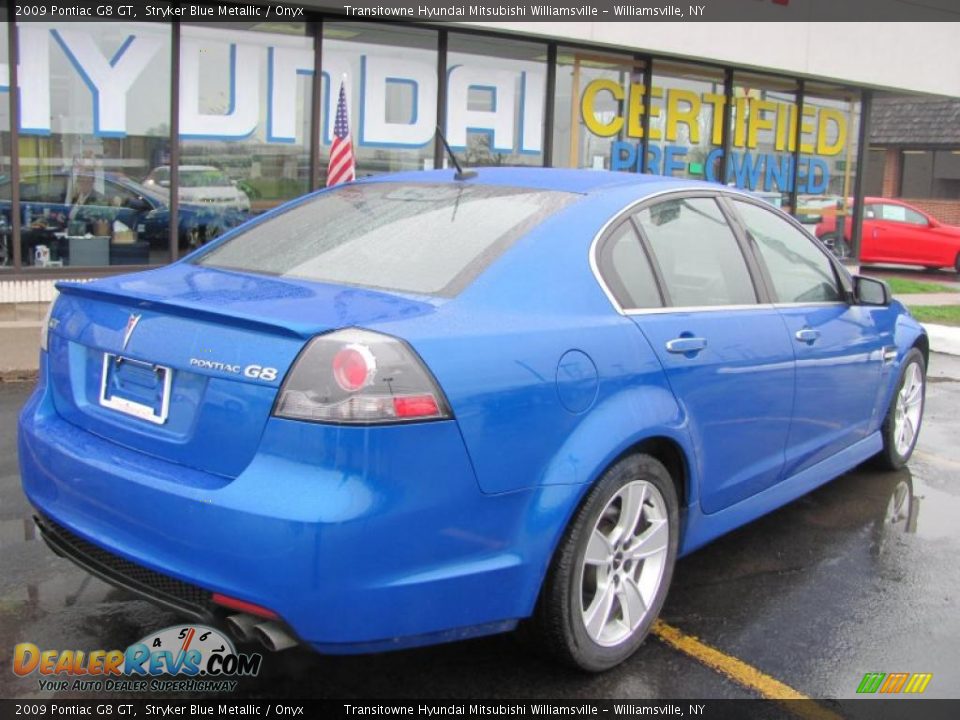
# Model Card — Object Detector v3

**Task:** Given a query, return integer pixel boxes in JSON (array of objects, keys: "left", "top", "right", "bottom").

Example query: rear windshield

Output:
[{"left": 195, "top": 182, "right": 575, "bottom": 296}]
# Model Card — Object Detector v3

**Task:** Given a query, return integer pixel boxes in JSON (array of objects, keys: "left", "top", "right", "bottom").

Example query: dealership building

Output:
[{"left": 1, "top": 1, "right": 960, "bottom": 305}]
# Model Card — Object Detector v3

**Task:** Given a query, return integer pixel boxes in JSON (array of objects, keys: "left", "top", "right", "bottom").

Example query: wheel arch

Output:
[
  {"left": 613, "top": 435, "right": 690, "bottom": 512},
  {"left": 913, "top": 331, "right": 929, "bottom": 369},
  {"left": 526, "top": 428, "right": 695, "bottom": 619}
]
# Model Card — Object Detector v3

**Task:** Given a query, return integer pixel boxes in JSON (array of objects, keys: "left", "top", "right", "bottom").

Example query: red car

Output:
[{"left": 815, "top": 197, "right": 960, "bottom": 273}]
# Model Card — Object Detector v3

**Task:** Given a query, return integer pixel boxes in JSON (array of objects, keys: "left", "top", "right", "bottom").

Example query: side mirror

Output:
[
  {"left": 158, "top": 180, "right": 171, "bottom": 188},
  {"left": 854, "top": 275, "right": 891, "bottom": 306}
]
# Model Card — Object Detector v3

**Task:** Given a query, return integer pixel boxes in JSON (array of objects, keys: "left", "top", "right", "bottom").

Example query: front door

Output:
[{"left": 729, "top": 199, "right": 886, "bottom": 478}]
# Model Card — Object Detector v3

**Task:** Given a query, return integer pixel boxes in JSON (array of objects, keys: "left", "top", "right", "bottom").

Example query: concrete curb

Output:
[
  {"left": 0, "top": 320, "right": 42, "bottom": 375},
  {"left": 921, "top": 324, "right": 960, "bottom": 357}
]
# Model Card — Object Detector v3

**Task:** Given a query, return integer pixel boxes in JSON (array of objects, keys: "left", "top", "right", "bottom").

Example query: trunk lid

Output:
[{"left": 47, "top": 264, "right": 439, "bottom": 478}]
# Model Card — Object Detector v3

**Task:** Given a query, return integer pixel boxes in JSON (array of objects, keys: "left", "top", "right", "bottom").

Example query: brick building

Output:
[{"left": 866, "top": 96, "right": 960, "bottom": 225}]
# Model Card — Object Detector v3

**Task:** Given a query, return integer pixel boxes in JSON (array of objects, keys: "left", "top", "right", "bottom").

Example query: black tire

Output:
[
  {"left": 531, "top": 454, "right": 679, "bottom": 672},
  {"left": 955, "top": 253, "right": 960, "bottom": 274},
  {"left": 873, "top": 348, "right": 926, "bottom": 470},
  {"left": 820, "top": 233, "right": 851, "bottom": 260}
]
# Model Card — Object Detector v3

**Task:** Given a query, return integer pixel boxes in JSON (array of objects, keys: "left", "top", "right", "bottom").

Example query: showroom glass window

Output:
[
  {"left": 320, "top": 23, "right": 437, "bottom": 179},
  {"left": 446, "top": 34, "right": 547, "bottom": 168},
  {"left": 552, "top": 48, "right": 644, "bottom": 170},
  {"left": 728, "top": 72, "right": 798, "bottom": 207},
  {"left": 16, "top": 22, "right": 171, "bottom": 268},
  {"left": 0, "top": 16, "right": 10, "bottom": 270},
  {"left": 648, "top": 62, "right": 726, "bottom": 181},
  {"left": 797, "top": 83, "right": 862, "bottom": 230},
  {"left": 179, "top": 22, "right": 312, "bottom": 251}
]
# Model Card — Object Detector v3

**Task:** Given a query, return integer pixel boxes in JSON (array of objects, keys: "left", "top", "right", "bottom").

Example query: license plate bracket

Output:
[{"left": 99, "top": 353, "right": 172, "bottom": 425}]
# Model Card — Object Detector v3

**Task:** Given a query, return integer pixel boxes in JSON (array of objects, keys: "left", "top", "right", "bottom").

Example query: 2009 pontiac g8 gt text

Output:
[{"left": 19, "top": 169, "right": 927, "bottom": 671}]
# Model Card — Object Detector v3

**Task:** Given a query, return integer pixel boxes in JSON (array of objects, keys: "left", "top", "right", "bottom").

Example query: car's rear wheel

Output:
[
  {"left": 532, "top": 454, "right": 678, "bottom": 672},
  {"left": 874, "top": 348, "right": 926, "bottom": 470},
  {"left": 821, "top": 233, "right": 851, "bottom": 260}
]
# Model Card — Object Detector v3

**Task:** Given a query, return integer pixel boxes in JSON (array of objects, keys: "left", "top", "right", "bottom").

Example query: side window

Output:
[
  {"left": 596, "top": 221, "right": 662, "bottom": 310},
  {"left": 633, "top": 197, "right": 757, "bottom": 307},
  {"left": 878, "top": 204, "right": 912, "bottom": 223},
  {"left": 102, "top": 181, "right": 139, "bottom": 209},
  {"left": 22, "top": 176, "right": 68, "bottom": 204},
  {"left": 732, "top": 200, "right": 841, "bottom": 304},
  {"left": 904, "top": 207, "right": 929, "bottom": 226}
]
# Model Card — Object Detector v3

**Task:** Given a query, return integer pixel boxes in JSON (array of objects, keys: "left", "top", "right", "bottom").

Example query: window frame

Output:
[
  {"left": 591, "top": 189, "right": 775, "bottom": 314},
  {"left": 594, "top": 218, "right": 666, "bottom": 310},
  {"left": 875, "top": 202, "right": 930, "bottom": 227},
  {"left": 720, "top": 193, "right": 853, "bottom": 307}
]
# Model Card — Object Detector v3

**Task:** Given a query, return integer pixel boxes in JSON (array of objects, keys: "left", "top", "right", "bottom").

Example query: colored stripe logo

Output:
[{"left": 857, "top": 672, "right": 932, "bottom": 694}]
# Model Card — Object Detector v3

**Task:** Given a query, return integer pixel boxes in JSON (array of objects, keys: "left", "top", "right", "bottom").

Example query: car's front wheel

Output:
[
  {"left": 532, "top": 454, "right": 678, "bottom": 671},
  {"left": 874, "top": 348, "right": 926, "bottom": 470}
]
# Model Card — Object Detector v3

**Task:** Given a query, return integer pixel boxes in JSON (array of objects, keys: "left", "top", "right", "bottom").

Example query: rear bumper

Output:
[{"left": 18, "top": 357, "right": 551, "bottom": 653}]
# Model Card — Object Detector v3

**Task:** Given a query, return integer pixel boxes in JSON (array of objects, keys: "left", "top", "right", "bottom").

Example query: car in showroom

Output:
[
  {"left": 143, "top": 165, "right": 252, "bottom": 212},
  {"left": 19, "top": 169, "right": 927, "bottom": 671},
  {"left": 816, "top": 196, "right": 960, "bottom": 271},
  {"left": 0, "top": 172, "right": 251, "bottom": 266}
]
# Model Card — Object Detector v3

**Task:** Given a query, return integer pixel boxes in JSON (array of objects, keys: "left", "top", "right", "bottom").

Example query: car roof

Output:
[{"left": 361, "top": 167, "right": 723, "bottom": 196}]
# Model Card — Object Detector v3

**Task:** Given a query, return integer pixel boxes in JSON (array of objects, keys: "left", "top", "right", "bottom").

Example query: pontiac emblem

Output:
[{"left": 122, "top": 314, "right": 142, "bottom": 350}]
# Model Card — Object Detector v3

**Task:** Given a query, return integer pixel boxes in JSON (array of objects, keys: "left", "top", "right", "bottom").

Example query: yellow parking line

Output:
[{"left": 652, "top": 621, "right": 843, "bottom": 720}]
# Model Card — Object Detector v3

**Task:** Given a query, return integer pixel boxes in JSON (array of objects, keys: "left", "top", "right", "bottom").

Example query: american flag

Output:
[{"left": 327, "top": 80, "right": 355, "bottom": 187}]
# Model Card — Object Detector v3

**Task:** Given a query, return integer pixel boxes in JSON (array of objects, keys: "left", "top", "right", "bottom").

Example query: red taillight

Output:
[
  {"left": 332, "top": 344, "right": 376, "bottom": 392},
  {"left": 274, "top": 328, "right": 451, "bottom": 424},
  {"left": 393, "top": 394, "right": 440, "bottom": 418}
]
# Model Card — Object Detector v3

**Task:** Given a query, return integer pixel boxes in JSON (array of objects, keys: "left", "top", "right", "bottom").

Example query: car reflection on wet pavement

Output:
[{"left": 2, "top": 354, "right": 959, "bottom": 700}]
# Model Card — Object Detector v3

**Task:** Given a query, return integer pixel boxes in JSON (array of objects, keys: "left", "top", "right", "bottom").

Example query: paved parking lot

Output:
[{"left": 2, "top": 354, "right": 959, "bottom": 701}]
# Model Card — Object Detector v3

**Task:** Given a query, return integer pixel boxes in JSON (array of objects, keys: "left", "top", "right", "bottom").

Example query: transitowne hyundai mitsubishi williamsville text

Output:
[{"left": 19, "top": 168, "right": 926, "bottom": 671}]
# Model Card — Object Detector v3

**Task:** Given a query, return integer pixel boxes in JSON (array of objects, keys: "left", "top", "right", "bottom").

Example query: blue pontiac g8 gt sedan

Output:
[{"left": 18, "top": 169, "right": 927, "bottom": 671}]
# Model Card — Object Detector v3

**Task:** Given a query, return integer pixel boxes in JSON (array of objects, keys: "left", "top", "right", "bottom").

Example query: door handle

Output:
[
  {"left": 666, "top": 337, "right": 707, "bottom": 355},
  {"left": 795, "top": 328, "right": 820, "bottom": 344}
]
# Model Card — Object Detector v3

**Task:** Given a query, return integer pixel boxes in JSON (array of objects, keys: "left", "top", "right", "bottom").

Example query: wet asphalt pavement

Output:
[{"left": 1, "top": 354, "right": 958, "bottom": 701}]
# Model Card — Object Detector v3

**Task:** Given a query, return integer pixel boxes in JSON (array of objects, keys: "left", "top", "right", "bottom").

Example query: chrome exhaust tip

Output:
[
  {"left": 254, "top": 621, "right": 298, "bottom": 652},
  {"left": 225, "top": 613, "right": 261, "bottom": 644}
]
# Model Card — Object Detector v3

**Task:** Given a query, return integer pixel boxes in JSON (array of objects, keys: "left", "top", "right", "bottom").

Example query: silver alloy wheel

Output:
[
  {"left": 579, "top": 480, "right": 669, "bottom": 647},
  {"left": 894, "top": 361, "right": 924, "bottom": 457}
]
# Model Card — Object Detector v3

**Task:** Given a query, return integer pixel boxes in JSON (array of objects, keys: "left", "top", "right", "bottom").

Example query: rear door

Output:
[
  {"left": 727, "top": 198, "right": 887, "bottom": 478},
  {"left": 600, "top": 194, "right": 796, "bottom": 515}
]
